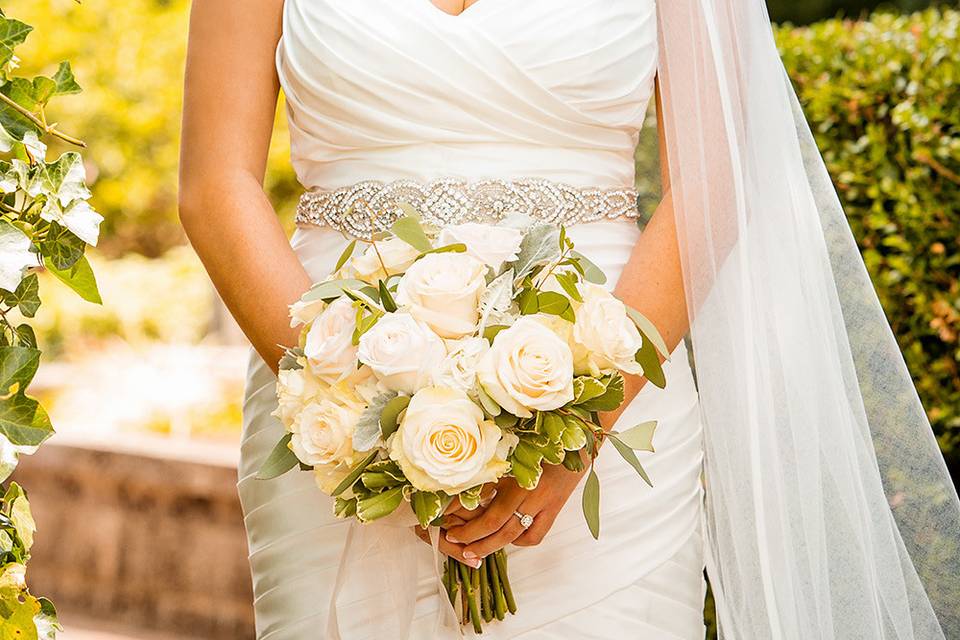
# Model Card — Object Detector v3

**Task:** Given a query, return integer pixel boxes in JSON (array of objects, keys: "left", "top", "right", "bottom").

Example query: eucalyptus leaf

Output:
[
  {"left": 391, "top": 215, "right": 433, "bottom": 252},
  {"left": 635, "top": 338, "right": 666, "bottom": 389},
  {"left": 378, "top": 280, "right": 397, "bottom": 312},
  {"left": 616, "top": 420, "right": 658, "bottom": 453},
  {"left": 625, "top": 306, "right": 671, "bottom": 361},
  {"left": 609, "top": 436, "right": 653, "bottom": 487},
  {"left": 256, "top": 434, "right": 299, "bottom": 480},
  {"left": 581, "top": 468, "right": 601, "bottom": 539},
  {"left": 570, "top": 251, "right": 607, "bottom": 285},
  {"left": 301, "top": 278, "right": 367, "bottom": 302},
  {"left": 553, "top": 271, "right": 583, "bottom": 302},
  {"left": 334, "top": 238, "right": 358, "bottom": 272}
]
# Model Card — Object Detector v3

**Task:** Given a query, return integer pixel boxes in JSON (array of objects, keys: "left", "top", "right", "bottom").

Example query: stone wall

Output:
[{"left": 12, "top": 437, "right": 255, "bottom": 640}]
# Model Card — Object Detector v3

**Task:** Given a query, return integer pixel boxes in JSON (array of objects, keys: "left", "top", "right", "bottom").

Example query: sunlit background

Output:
[{"left": 8, "top": 0, "right": 958, "bottom": 638}]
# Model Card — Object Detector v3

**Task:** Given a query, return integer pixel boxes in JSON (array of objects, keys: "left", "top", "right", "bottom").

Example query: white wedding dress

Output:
[{"left": 238, "top": 1, "right": 707, "bottom": 638}]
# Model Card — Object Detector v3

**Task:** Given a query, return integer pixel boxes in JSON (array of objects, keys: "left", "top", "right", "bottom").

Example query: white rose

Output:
[
  {"left": 572, "top": 284, "right": 644, "bottom": 376},
  {"left": 274, "top": 367, "right": 325, "bottom": 429},
  {"left": 477, "top": 316, "right": 575, "bottom": 418},
  {"left": 357, "top": 312, "right": 446, "bottom": 393},
  {"left": 350, "top": 237, "right": 420, "bottom": 282},
  {"left": 314, "top": 462, "right": 352, "bottom": 495},
  {"left": 436, "top": 337, "right": 489, "bottom": 394},
  {"left": 438, "top": 223, "right": 523, "bottom": 271},
  {"left": 390, "top": 386, "right": 515, "bottom": 494},
  {"left": 289, "top": 296, "right": 326, "bottom": 327},
  {"left": 290, "top": 398, "right": 359, "bottom": 467},
  {"left": 303, "top": 297, "right": 358, "bottom": 382},
  {"left": 396, "top": 253, "right": 487, "bottom": 338}
]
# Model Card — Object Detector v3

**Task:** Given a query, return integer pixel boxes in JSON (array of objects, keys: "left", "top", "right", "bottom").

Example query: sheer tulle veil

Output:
[{"left": 654, "top": 0, "right": 960, "bottom": 637}]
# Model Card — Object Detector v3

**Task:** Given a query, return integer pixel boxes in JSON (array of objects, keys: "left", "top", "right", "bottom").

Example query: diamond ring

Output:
[{"left": 514, "top": 511, "right": 535, "bottom": 529}]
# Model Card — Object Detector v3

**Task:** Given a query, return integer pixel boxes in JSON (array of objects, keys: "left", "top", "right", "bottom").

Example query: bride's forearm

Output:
[
  {"left": 179, "top": 180, "right": 310, "bottom": 374},
  {"left": 607, "top": 190, "right": 689, "bottom": 419}
]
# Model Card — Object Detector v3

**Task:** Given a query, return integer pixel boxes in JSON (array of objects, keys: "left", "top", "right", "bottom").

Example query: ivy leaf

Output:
[
  {"left": 51, "top": 61, "right": 81, "bottom": 96},
  {"left": 13, "top": 325, "right": 35, "bottom": 349},
  {"left": 43, "top": 254, "right": 100, "bottom": 304},
  {"left": 412, "top": 491, "right": 444, "bottom": 528},
  {"left": 39, "top": 222, "right": 84, "bottom": 271},
  {"left": 0, "top": 394, "right": 51, "bottom": 447},
  {"left": 616, "top": 421, "right": 658, "bottom": 453},
  {"left": 2, "top": 273, "right": 39, "bottom": 318},
  {"left": 356, "top": 486, "right": 404, "bottom": 522},
  {"left": 609, "top": 436, "right": 653, "bottom": 487},
  {"left": 0, "top": 346, "right": 40, "bottom": 394},
  {"left": 9, "top": 493, "right": 34, "bottom": 551},
  {"left": 0, "top": 18, "right": 32, "bottom": 68},
  {"left": 581, "top": 468, "right": 601, "bottom": 540},
  {"left": 256, "top": 434, "right": 299, "bottom": 480}
]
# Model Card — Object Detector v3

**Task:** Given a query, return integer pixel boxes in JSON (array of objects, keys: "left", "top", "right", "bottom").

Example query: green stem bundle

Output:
[{"left": 444, "top": 550, "right": 517, "bottom": 634}]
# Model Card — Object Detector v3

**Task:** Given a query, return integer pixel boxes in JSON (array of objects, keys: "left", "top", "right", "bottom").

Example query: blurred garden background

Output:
[{"left": 5, "top": 0, "right": 958, "bottom": 638}]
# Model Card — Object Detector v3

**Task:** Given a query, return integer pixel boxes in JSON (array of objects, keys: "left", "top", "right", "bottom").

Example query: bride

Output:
[{"left": 178, "top": 0, "right": 960, "bottom": 638}]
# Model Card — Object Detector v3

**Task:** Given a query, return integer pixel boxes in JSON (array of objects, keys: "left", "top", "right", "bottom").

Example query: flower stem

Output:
[
  {"left": 457, "top": 562, "right": 483, "bottom": 634},
  {"left": 488, "top": 551, "right": 507, "bottom": 621},
  {"left": 494, "top": 551, "right": 517, "bottom": 614},
  {"left": 479, "top": 556, "right": 492, "bottom": 622}
]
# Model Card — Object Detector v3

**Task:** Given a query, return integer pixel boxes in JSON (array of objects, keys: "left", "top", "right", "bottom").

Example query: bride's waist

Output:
[{"left": 293, "top": 176, "right": 642, "bottom": 238}]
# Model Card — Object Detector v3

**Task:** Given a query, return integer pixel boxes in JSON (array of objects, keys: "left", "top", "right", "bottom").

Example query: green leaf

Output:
[
  {"left": 7, "top": 273, "right": 39, "bottom": 317},
  {"left": 616, "top": 420, "right": 658, "bottom": 452},
  {"left": 625, "top": 306, "right": 670, "bottom": 361},
  {"left": 418, "top": 242, "right": 467, "bottom": 256},
  {"left": 475, "top": 383, "right": 502, "bottom": 417},
  {"left": 44, "top": 254, "right": 101, "bottom": 304},
  {"left": 9, "top": 494, "right": 33, "bottom": 551},
  {"left": 541, "top": 412, "right": 565, "bottom": 443},
  {"left": 356, "top": 486, "right": 404, "bottom": 522},
  {"left": 482, "top": 324, "right": 508, "bottom": 343},
  {"left": 301, "top": 278, "right": 367, "bottom": 302},
  {"left": 518, "top": 287, "right": 538, "bottom": 315},
  {"left": 457, "top": 485, "right": 484, "bottom": 511},
  {"left": 378, "top": 280, "right": 397, "bottom": 312},
  {"left": 379, "top": 394, "right": 410, "bottom": 440},
  {"left": 331, "top": 451, "right": 378, "bottom": 497},
  {"left": 561, "top": 450, "right": 585, "bottom": 473},
  {"left": 553, "top": 271, "right": 583, "bottom": 302},
  {"left": 509, "top": 439, "right": 546, "bottom": 489},
  {"left": 578, "top": 374, "right": 625, "bottom": 412},
  {"left": 0, "top": 394, "right": 50, "bottom": 447},
  {"left": 353, "top": 392, "right": 397, "bottom": 451},
  {"left": 609, "top": 436, "right": 653, "bottom": 487},
  {"left": 0, "top": 347, "right": 40, "bottom": 394},
  {"left": 493, "top": 411, "right": 518, "bottom": 429},
  {"left": 512, "top": 225, "right": 561, "bottom": 282},
  {"left": 391, "top": 215, "right": 433, "bottom": 253},
  {"left": 13, "top": 325, "right": 35, "bottom": 349},
  {"left": 559, "top": 415, "right": 588, "bottom": 451},
  {"left": 0, "top": 18, "right": 32, "bottom": 68},
  {"left": 256, "top": 434, "right": 298, "bottom": 480},
  {"left": 572, "top": 376, "right": 606, "bottom": 405},
  {"left": 51, "top": 61, "right": 81, "bottom": 96},
  {"left": 39, "top": 222, "right": 85, "bottom": 271},
  {"left": 334, "top": 238, "right": 357, "bottom": 272},
  {"left": 570, "top": 251, "right": 607, "bottom": 285},
  {"left": 334, "top": 496, "right": 358, "bottom": 519},
  {"left": 412, "top": 491, "right": 444, "bottom": 528},
  {"left": 536, "top": 291, "right": 574, "bottom": 323},
  {"left": 635, "top": 338, "right": 666, "bottom": 389},
  {"left": 581, "top": 468, "right": 601, "bottom": 539}
]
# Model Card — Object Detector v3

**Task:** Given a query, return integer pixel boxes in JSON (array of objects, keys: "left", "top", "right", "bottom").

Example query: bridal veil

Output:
[{"left": 655, "top": 0, "right": 960, "bottom": 637}]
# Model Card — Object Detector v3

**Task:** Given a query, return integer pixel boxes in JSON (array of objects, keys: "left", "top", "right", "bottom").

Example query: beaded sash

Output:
[{"left": 294, "top": 178, "right": 639, "bottom": 238}]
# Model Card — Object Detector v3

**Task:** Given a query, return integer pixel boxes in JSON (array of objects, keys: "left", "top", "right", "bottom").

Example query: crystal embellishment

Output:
[{"left": 294, "top": 178, "right": 639, "bottom": 237}]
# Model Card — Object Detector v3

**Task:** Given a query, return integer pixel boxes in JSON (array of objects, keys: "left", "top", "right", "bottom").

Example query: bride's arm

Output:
[
  {"left": 179, "top": 0, "right": 310, "bottom": 373},
  {"left": 444, "top": 83, "right": 692, "bottom": 556}
]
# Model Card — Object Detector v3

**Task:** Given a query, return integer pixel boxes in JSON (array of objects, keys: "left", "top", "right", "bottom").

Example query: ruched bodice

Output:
[{"left": 277, "top": 0, "right": 657, "bottom": 189}]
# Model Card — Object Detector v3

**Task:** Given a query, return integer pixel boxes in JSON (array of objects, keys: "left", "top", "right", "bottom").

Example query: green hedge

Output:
[{"left": 777, "top": 9, "right": 960, "bottom": 473}]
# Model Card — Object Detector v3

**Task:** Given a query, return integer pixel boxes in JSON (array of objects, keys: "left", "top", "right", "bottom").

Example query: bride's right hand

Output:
[{"left": 411, "top": 485, "right": 497, "bottom": 568}]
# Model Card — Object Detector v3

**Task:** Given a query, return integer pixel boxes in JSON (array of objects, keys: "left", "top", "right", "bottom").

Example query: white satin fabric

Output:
[{"left": 239, "top": 1, "right": 708, "bottom": 638}]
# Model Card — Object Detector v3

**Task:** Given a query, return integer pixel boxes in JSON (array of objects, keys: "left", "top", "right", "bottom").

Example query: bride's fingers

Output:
[
  {"left": 444, "top": 484, "right": 525, "bottom": 545},
  {"left": 512, "top": 506, "right": 558, "bottom": 547},
  {"left": 413, "top": 526, "right": 481, "bottom": 569},
  {"left": 460, "top": 514, "right": 527, "bottom": 560}
]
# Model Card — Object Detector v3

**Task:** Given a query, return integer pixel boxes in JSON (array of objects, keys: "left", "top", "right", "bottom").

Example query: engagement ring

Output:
[{"left": 514, "top": 511, "right": 535, "bottom": 529}]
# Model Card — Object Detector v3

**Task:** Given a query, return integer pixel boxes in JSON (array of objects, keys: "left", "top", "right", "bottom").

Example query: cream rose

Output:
[
  {"left": 395, "top": 252, "right": 487, "bottom": 338},
  {"left": 572, "top": 284, "right": 644, "bottom": 376},
  {"left": 290, "top": 397, "right": 359, "bottom": 467},
  {"left": 274, "top": 367, "right": 325, "bottom": 429},
  {"left": 350, "top": 237, "right": 420, "bottom": 282},
  {"left": 303, "top": 297, "right": 358, "bottom": 382},
  {"left": 390, "top": 386, "right": 515, "bottom": 494},
  {"left": 438, "top": 222, "right": 523, "bottom": 271},
  {"left": 477, "top": 316, "right": 575, "bottom": 417},
  {"left": 289, "top": 296, "right": 326, "bottom": 327},
  {"left": 357, "top": 312, "right": 446, "bottom": 393},
  {"left": 436, "top": 337, "right": 489, "bottom": 394}
]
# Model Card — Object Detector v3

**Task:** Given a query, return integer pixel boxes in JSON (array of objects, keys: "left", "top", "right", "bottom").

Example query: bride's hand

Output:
[
  {"left": 411, "top": 485, "right": 498, "bottom": 568},
  {"left": 440, "top": 463, "right": 586, "bottom": 561}
]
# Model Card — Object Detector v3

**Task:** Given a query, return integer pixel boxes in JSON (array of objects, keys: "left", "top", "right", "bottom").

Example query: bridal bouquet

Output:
[{"left": 259, "top": 204, "right": 669, "bottom": 633}]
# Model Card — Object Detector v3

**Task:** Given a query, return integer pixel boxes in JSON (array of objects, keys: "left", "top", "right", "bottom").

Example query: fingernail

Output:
[
  {"left": 463, "top": 551, "right": 477, "bottom": 560},
  {"left": 470, "top": 559, "right": 482, "bottom": 569},
  {"left": 446, "top": 535, "right": 461, "bottom": 544}
]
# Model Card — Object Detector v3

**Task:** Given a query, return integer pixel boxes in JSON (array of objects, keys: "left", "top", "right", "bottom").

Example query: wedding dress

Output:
[{"left": 238, "top": 0, "right": 709, "bottom": 638}]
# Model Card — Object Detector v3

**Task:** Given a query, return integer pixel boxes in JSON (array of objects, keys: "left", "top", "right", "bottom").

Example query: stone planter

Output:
[{"left": 12, "top": 434, "right": 255, "bottom": 640}]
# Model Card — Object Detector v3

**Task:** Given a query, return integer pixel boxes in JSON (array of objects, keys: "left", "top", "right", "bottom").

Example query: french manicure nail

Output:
[
  {"left": 463, "top": 551, "right": 477, "bottom": 560},
  {"left": 446, "top": 535, "right": 461, "bottom": 543},
  {"left": 470, "top": 559, "right": 482, "bottom": 569}
]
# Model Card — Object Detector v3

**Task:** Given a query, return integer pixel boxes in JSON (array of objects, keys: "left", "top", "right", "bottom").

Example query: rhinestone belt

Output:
[{"left": 294, "top": 178, "right": 640, "bottom": 238}]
